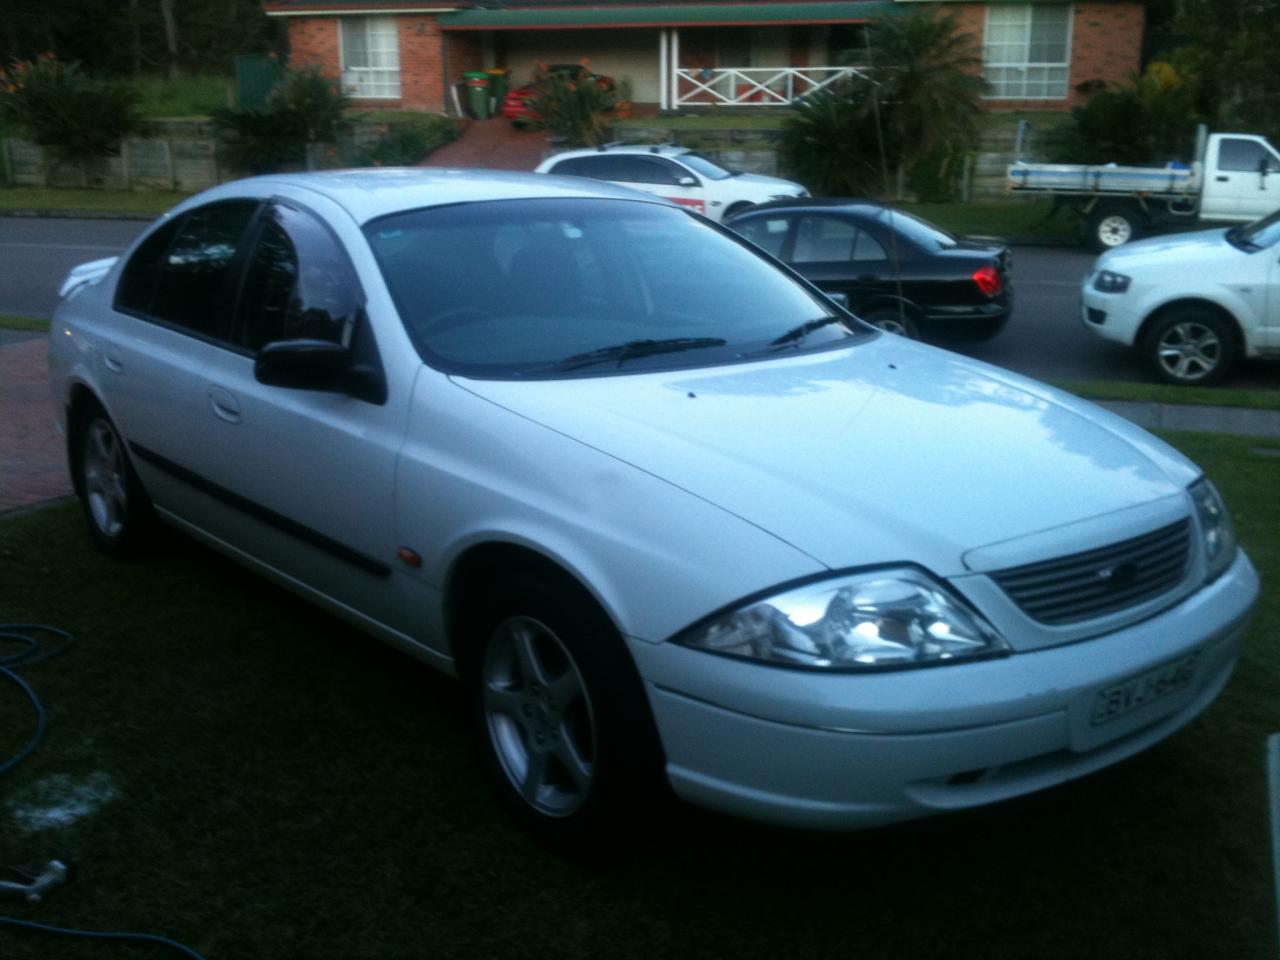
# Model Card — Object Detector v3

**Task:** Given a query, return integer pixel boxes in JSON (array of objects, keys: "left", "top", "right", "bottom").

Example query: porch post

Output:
[
  {"left": 659, "top": 29, "right": 668, "bottom": 111},
  {"left": 671, "top": 29, "right": 680, "bottom": 108}
]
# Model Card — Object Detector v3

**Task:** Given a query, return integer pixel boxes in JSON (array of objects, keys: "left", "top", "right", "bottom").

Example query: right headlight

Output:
[
  {"left": 1092, "top": 270, "right": 1132, "bottom": 294},
  {"left": 673, "top": 567, "right": 1009, "bottom": 671},
  {"left": 1189, "top": 478, "right": 1237, "bottom": 582}
]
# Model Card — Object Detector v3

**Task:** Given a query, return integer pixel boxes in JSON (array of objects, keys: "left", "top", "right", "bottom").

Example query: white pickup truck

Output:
[{"left": 1007, "top": 129, "right": 1280, "bottom": 251}]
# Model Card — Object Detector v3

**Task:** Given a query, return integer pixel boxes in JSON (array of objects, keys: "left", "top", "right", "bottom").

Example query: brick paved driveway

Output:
[{"left": 1, "top": 335, "right": 73, "bottom": 512}]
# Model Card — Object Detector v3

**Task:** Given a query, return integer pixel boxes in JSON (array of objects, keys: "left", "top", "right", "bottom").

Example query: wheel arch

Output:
[
  {"left": 1136, "top": 297, "right": 1245, "bottom": 355},
  {"left": 65, "top": 381, "right": 109, "bottom": 499}
]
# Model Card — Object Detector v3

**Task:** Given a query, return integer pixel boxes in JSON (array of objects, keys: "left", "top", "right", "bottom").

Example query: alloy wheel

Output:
[
  {"left": 83, "top": 418, "right": 128, "bottom": 539},
  {"left": 1156, "top": 321, "right": 1222, "bottom": 382}
]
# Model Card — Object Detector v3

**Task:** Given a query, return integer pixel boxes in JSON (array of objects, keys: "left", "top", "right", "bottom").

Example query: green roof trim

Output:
[{"left": 439, "top": 2, "right": 899, "bottom": 31}]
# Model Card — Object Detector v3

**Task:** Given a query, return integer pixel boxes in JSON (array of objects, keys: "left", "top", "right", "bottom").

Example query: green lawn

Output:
[
  {"left": 905, "top": 199, "right": 1078, "bottom": 241},
  {"left": 1055, "top": 379, "right": 1280, "bottom": 412},
  {"left": 133, "top": 74, "right": 232, "bottom": 119},
  {"left": 0, "top": 315, "right": 49, "bottom": 333},
  {"left": 0, "top": 188, "right": 187, "bottom": 217},
  {"left": 0, "top": 433, "right": 1276, "bottom": 959}
]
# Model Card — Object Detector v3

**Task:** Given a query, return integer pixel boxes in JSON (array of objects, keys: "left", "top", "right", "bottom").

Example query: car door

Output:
[
  {"left": 615, "top": 156, "right": 708, "bottom": 216},
  {"left": 184, "top": 199, "right": 412, "bottom": 632},
  {"left": 103, "top": 199, "right": 261, "bottom": 524},
  {"left": 788, "top": 215, "right": 894, "bottom": 310},
  {"left": 1207, "top": 137, "right": 1280, "bottom": 219}
]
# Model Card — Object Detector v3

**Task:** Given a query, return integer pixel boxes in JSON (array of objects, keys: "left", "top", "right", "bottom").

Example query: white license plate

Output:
[{"left": 1090, "top": 653, "right": 1200, "bottom": 726}]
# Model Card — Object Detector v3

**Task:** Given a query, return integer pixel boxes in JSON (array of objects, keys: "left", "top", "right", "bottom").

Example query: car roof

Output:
[
  {"left": 547, "top": 144, "right": 692, "bottom": 160},
  {"left": 183, "top": 167, "right": 667, "bottom": 226}
]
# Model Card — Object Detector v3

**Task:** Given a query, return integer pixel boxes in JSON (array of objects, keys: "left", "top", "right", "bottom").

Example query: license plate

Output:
[{"left": 1090, "top": 653, "right": 1200, "bottom": 726}]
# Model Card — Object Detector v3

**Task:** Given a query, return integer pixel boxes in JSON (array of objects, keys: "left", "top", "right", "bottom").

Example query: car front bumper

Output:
[
  {"left": 629, "top": 550, "right": 1258, "bottom": 829},
  {"left": 1081, "top": 281, "right": 1145, "bottom": 346}
]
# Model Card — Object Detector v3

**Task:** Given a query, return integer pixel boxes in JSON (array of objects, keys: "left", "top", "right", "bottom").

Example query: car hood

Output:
[
  {"left": 1098, "top": 227, "right": 1232, "bottom": 272},
  {"left": 454, "top": 338, "right": 1196, "bottom": 576}
]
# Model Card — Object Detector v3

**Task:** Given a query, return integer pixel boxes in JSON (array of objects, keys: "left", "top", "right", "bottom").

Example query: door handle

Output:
[
  {"left": 208, "top": 386, "right": 241, "bottom": 424},
  {"left": 102, "top": 351, "right": 124, "bottom": 373},
  {"left": 1215, "top": 175, "right": 1230, "bottom": 182}
]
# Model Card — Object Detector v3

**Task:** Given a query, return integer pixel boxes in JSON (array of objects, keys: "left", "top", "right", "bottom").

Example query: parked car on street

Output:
[
  {"left": 728, "top": 199, "right": 1013, "bottom": 340},
  {"left": 1080, "top": 208, "right": 1280, "bottom": 385},
  {"left": 49, "top": 169, "right": 1257, "bottom": 844},
  {"left": 535, "top": 144, "right": 808, "bottom": 222},
  {"left": 1009, "top": 129, "right": 1280, "bottom": 252}
]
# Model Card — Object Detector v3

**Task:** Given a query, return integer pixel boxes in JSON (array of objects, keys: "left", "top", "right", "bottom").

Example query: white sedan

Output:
[
  {"left": 1081, "top": 210, "right": 1280, "bottom": 384},
  {"left": 534, "top": 144, "right": 807, "bottom": 221},
  {"left": 49, "top": 169, "right": 1258, "bottom": 843}
]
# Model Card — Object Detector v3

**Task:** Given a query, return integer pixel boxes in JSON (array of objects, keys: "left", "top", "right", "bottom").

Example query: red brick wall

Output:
[
  {"left": 948, "top": 2, "right": 1145, "bottom": 112},
  {"left": 286, "top": 17, "right": 341, "bottom": 77}
]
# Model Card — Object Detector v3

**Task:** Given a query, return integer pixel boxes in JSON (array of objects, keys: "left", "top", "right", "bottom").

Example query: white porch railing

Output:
[{"left": 673, "top": 66, "right": 871, "bottom": 107}]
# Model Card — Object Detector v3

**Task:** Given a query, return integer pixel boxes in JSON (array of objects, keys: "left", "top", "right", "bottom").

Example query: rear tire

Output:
[
  {"left": 465, "top": 570, "right": 664, "bottom": 847},
  {"left": 1087, "top": 203, "right": 1144, "bottom": 253},
  {"left": 69, "top": 403, "right": 155, "bottom": 557},
  {"left": 1140, "top": 307, "right": 1237, "bottom": 386},
  {"left": 860, "top": 307, "right": 921, "bottom": 340}
]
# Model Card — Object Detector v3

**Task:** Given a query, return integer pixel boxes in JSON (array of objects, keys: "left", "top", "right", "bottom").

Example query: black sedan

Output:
[{"left": 726, "top": 200, "right": 1012, "bottom": 341}]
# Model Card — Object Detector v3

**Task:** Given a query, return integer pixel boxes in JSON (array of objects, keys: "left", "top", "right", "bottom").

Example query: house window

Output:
[
  {"left": 341, "top": 16, "right": 401, "bottom": 99},
  {"left": 983, "top": 4, "right": 1072, "bottom": 100}
]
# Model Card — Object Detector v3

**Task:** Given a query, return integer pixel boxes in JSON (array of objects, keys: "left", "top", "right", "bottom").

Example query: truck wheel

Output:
[
  {"left": 1087, "top": 204, "right": 1143, "bottom": 252},
  {"left": 1140, "top": 307, "right": 1237, "bottom": 386}
]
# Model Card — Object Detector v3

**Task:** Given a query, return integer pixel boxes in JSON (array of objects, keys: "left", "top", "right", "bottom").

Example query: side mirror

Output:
[
  {"left": 826, "top": 291, "right": 850, "bottom": 310},
  {"left": 677, "top": 176, "right": 699, "bottom": 187},
  {"left": 255, "top": 339, "right": 349, "bottom": 392}
]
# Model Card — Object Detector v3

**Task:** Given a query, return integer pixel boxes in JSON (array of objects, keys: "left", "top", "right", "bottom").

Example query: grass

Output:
[
  {"left": 0, "top": 188, "right": 187, "bottom": 217},
  {"left": 1056, "top": 379, "right": 1280, "bottom": 412},
  {"left": 0, "top": 315, "right": 50, "bottom": 333},
  {"left": 905, "top": 199, "right": 1079, "bottom": 240},
  {"left": 133, "top": 74, "right": 232, "bottom": 119},
  {"left": 0, "top": 434, "right": 1277, "bottom": 959}
]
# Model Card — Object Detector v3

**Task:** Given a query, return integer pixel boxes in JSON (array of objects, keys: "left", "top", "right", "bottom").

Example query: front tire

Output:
[
  {"left": 467, "top": 573, "right": 663, "bottom": 845},
  {"left": 70, "top": 405, "right": 154, "bottom": 556},
  {"left": 1140, "top": 307, "right": 1237, "bottom": 386}
]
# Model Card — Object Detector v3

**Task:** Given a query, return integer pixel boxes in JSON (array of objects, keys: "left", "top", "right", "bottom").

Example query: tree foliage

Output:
[
  {"left": 781, "top": 7, "right": 986, "bottom": 199},
  {"left": 0, "top": 53, "right": 141, "bottom": 165},
  {"left": 1043, "top": 62, "right": 1202, "bottom": 165},
  {"left": 526, "top": 62, "right": 619, "bottom": 147}
]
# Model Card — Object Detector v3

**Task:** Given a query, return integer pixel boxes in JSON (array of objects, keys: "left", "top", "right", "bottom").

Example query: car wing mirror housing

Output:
[
  {"left": 826, "top": 291, "right": 850, "bottom": 310},
  {"left": 677, "top": 176, "right": 698, "bottom": 187},
  {"left": 255, "top": 339, "right": 387, "bottom": 404}
]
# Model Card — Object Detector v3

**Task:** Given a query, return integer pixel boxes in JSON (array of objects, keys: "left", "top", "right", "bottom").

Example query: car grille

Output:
[{"left": 991, "top": 519, "right": 1192, "bottom": 626}]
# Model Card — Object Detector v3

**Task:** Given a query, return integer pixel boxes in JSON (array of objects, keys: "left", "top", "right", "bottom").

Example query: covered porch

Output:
[{"left": 437, "top": 2, "right": 892, "bottom": 110}]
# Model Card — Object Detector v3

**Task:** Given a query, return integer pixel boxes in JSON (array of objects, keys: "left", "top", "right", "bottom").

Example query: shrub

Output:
[
  {"left": 780, "top": 79, "right": 887, "bottom": 197},
  {"left": 356, "top": 113, "right": 458, "bottom": 166},
  {"left": 212, "top": 65, "right": 349, "bottom": 174},
  {"left": 526, "top": 62, "right": 617, "bottom": 147},
  {"left": 0, "top": 54, "right": 142, "bottom": 166},
  {"left": 1043, "top": 62, "right": 1202, "bottom": 165}
]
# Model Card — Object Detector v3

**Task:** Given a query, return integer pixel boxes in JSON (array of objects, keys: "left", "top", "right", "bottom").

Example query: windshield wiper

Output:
[
  {"left": 537, "top": 337, "right": 728, "bottom": 373},
  {"left": 738, "top": 316, "right": 848, "bottom": 358}
]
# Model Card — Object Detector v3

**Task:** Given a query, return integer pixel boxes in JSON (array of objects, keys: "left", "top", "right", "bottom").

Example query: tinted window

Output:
[
  {"left": 678, "top": 152, "right": 732, "bottom": 181},
  {"left": 853, "top": 230, "right": 888, "bottom": 262},
  {"left": 548, "top": 157, "right": 594, "bottom": 177},
  {"left": 794, "top": 217, "right": 857, "bottom": 263},
  {"left": 365, "top": 198, "right": 848, "bottom": 378},
  {"left": 551, "top": 155, "right": 630, "bottom": 181},
  {"left": 876, "top": 209, "right": 956, "bottom": 252},
  {"left": 617, "top": 157, "right": 682, "bottom": 185},
  {"left": 1218, "top": 138, "right": 1279, "bottom": 173},
  {"left": 236, "top": 204, "right": 362, "bottom": 352},
  {"left": 115, "top": 216, "right": 183, "bottom": 316},
  {"left": 734, "top": 216, "right": 790, "bottom": 258},
  {"left": 129, "top": 201, "right": 258, "bottom": 338}
]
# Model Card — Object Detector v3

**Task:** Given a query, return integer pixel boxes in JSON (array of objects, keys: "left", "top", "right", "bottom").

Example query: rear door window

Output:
[{"left": 734, "top": 216, "right": 791, "bottom": 259}]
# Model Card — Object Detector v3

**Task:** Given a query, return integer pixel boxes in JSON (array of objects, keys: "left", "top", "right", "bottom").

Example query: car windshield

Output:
[
  {"left": 875, "top": 209, "right": 957, "bottom": 251},
  {"left": 676, "top": 152, "right": 733, "bottom": 181},
  {"left": 365, "top": 198, "right": 856, "bottom": 379},
  {"left": 1229, "top": 208, "right": 1280, "bottom": 250}
]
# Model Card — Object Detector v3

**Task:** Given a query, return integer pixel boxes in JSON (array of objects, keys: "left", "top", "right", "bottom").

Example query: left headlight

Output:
[
  {"left": 1092, "top": 270, "right": 1132, "bottom": 294},
  {"left": 1189, "top": 478, "right": 1237, "bottom": 582},
  {"left": 674, "top": 568, "right": 1009, "bottom": 670}
]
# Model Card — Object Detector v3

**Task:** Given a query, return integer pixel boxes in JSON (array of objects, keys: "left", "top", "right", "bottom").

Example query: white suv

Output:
[
  {"left": 535, "top": 144, "right": 807, "bottom": 222},
  {"left": 1081, "top": 210, "right": 1280, "bottom": 384}
]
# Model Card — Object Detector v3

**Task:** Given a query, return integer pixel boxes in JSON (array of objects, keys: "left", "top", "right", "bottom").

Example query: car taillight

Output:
[{"left": 972, "top": 265, "right": 1002, "bottom": 297}]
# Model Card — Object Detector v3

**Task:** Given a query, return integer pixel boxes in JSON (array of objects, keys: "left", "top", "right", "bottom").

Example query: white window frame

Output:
[
  {"left": 982, "top": 4, "right": 1073, "bottom": 100},
  {"left": 339, "top": 15, "right": 401, "bottom": 100}
]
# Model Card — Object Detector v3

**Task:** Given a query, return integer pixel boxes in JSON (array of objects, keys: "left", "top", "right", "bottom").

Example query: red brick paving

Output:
[
  {"left": 420, "top": 117, "right": 550, "bottom": 171},
  {"left": 0, "top": 337, "right": 73, "bottom": 513}
]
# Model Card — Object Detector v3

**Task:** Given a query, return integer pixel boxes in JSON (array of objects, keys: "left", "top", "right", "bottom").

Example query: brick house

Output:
[{"left": 265, "top": 0, "right": 1145, "bottom": 115}]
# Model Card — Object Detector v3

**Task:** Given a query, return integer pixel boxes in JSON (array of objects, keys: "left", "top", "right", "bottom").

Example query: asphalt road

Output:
[{"left": 1, "top": 215, "right": 1276, "bottom": 389}]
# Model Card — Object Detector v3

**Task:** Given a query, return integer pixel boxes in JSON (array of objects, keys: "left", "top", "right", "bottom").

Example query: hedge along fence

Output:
[{"left": 0, "top": 116, "right": 455, "bottom": 192}]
